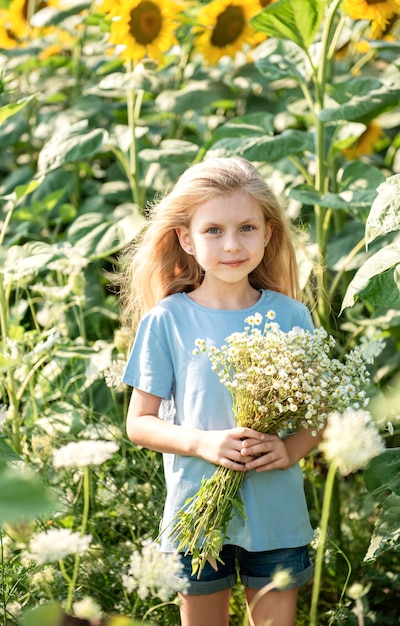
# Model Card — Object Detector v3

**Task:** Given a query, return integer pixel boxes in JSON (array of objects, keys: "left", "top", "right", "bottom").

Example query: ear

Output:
[
  {"left": 264, "top": 223, "right": 274, "bottom": 247},
  {"left": 175, "top": 227, "right": 193, "bottom": 254}
]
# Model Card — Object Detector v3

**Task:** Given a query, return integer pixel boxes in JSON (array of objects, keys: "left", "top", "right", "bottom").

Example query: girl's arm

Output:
[
  {"left": 241, "top": 429, "right": 324, "bottom": 472},
  {"left": 126, "top": 388, "right": 265, "bottom": 470}
]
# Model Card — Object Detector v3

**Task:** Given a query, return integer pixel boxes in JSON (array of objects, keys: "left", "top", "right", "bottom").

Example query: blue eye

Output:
[
  {"left": 207, "top": 227, "right": 220, "bottom": 234},
  {"left": 241, "top": 225, "right": 254, "bottom": 232}
]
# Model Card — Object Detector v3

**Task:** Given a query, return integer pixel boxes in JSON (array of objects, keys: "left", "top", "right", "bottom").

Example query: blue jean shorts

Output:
[{"left": 179, "top": 544, "right": 313, "bottom": 595}]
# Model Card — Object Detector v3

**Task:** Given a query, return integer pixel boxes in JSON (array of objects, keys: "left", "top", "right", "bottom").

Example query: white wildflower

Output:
[
  {"left": 52, "top": 440, "right": 119, "bottom": 468},
  {"left": 320, "top": 409, "right": 385, "bottom": 475},
  {"left": 103, "top": 358, "right": 127, "bottom": 391},
  {"left": 122, "top": 539, "right": 189, "bottom": 601},
  {"left": 27, "top": 528, "right": 92, "bottom": 564},
  {"left": 272, "top": 568, "right": 293, "bottom": 590},
  {"left": 358, "top": 329, "right": 386, "bottom": 364},
  {"left": 73, "top": 597, "right": 102, "bottom": 620}
]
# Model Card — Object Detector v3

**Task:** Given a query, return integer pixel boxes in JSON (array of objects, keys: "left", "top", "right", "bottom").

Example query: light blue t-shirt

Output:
[{"left": 123, "top": 289, "right": 315, "bottom": 552}]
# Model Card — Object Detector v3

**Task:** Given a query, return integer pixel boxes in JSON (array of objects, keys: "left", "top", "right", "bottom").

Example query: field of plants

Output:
[{"left": 0, "top": 0, "right": 400, "bottom": 624}]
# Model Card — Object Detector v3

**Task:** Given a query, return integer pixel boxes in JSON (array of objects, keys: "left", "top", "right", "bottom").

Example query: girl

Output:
[{"left": 120, "top": 157, "right": 322, "bottom": 626}]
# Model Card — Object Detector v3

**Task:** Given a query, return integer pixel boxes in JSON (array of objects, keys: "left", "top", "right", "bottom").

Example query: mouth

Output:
[{"left": 222, "top": 260, "right": 245, "bottom": 268}]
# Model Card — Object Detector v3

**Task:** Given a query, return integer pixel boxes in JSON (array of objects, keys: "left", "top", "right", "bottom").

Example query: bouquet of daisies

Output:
[{"left": 170, "top": 311, "right": 381, "bottom": 578}]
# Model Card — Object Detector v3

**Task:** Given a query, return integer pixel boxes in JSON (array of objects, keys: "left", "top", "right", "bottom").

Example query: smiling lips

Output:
[{"left": 222, "top": 259, "right": 246, "bottom": 267}]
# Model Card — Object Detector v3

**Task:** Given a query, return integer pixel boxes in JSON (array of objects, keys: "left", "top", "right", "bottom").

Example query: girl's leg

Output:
[
  {"left": 245, "top": 587, "right": 298, "bottom": 626},
  {"left": 179, "top": 589, "right": 231, "bottom": 626}
]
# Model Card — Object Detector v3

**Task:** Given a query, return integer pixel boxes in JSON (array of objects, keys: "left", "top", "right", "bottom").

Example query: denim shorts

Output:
[{"left": 178, "top": 544, "right": 313, "bottom": 595}]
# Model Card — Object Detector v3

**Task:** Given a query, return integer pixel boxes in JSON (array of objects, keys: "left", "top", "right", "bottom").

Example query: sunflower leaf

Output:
[
  {"left": 250, "top": 0, "right": 325, "bottom": 51},
  {"left": 365, "top": 174, "right": 400, "bottom": 246},
  {"left": 340, "top": 242, "right": 400, "bottom": 312},
  {"left": 320, "top": 78, "right": 400, "bottom": 123}
]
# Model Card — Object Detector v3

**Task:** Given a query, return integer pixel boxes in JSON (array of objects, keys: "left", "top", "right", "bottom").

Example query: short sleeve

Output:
[{"left": 122, "top": 316, "right": 174, "bottom": 399}]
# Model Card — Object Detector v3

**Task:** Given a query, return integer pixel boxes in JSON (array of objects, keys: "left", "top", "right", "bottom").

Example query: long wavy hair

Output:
[{"left": 118, "top": 157, "right": 302, "bottom": 331}]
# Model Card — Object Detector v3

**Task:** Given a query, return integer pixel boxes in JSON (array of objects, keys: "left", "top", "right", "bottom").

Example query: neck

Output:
[{"left": 187, "top": 279, "right": 261, "bottom": 310}]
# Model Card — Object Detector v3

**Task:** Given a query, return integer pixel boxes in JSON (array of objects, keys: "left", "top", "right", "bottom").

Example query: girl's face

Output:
[{"left": 176, "top": 190, "right": 272, "bottom": 287}]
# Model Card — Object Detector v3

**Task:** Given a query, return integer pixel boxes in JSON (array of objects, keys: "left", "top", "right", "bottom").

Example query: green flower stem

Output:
[
  {"left": 312, "top": 0, "right": 342, "bottom": 329},
  {"left": 65, "top": 466, "right": 91, "bottom": 612},
  {"left": 126, "top": 61, "right": 145, "bottom": 209},
  {"left": 0, "top": 274, "right": 21, "bottom": 451},
  {"left": 309, "top": 461, "right": 338, "bottom": 626},
  {"left": 242, "top": 581, "right": 275, "bottom": 626},
  {"left": 172, "top": 466, "right": 245, "bottom": 577},
  {"left": 328, "top": 237, "right": 366, "bottom": 301},
  {"left": 1, "top": 530, "right": 6, "bottom": 626}
]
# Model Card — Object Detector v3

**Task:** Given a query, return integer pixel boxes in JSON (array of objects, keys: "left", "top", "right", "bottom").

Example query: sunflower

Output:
[
  {"left": 0, "top": 0, "right": 62, "bottom": 49},
  {"left": 194, "top": 0, "right": 262, "bottom": 65},
  {"left": 343, "top": 0, "right": 400, "bottom": 31},
  {"left": 108, "top": 0, "right": 184, "bottom": 64}
]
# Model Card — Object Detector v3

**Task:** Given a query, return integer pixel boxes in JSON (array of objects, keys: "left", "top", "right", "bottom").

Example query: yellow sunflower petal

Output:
[{"left": 343, "top": 0, "right": 400, "bottom": 30}]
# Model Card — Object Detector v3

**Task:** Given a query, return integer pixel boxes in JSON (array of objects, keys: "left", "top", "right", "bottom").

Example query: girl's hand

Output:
[
  {"left": 241, "top": 434, "right": 291, "bottom": 472},
  {"left": 198, "top": 427, "right": 266, "bottom": 470}
]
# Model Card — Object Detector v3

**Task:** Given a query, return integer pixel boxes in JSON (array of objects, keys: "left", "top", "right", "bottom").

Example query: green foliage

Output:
[{"left": 1, "top": 0, "right": 400, "bottom": 624}]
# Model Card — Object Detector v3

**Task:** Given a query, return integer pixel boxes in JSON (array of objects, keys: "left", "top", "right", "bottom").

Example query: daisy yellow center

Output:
[
  {"left": 211, "top": 5, "right": 245, "bottom": 48},
  {"left": 129, "top": 0, "right": 162, "bottom": 45}
]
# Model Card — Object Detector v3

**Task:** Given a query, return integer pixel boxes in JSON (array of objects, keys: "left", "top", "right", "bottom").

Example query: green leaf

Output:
[
  {"left": 340, "top": 160, "right": 386, "bottom": 191},
  {"left": 255, "top": 38, "right": 311, "bottom": 84},
  {"left": 0, "top": 467, "right": 56, "bottom": 523},
  {"left": 156, "top": 80, "right": 232, "bottom": 114},
  {"left": 0, "top": 435, "right": 21, "bottom": 466},
  {"left": 320, "top": 78, "right": 400, "bottom": 123},
  {"left": 364, "top": 448, "right": 400, "bottom": 496},
  {"left": 341, "top": 242, "right": 400, "bottom": 312},
  {"left": 208, "top": 129, "right": 314, "bottom": 161},
  {"left": 250, "top": 0, "right": 325, "bottom": 51},
  {"left": 290, "top": 185, "right": 377, "bottom": 211},
  {"left": 139, "top": 139, "right": 199, "bottom": 163},
  {"left": 0, "top": 95, "right": 37, "bottom": 126},
  {"left": 366, "top": 174, "right": 400, "bottom": 245},
  {"left": 67, "top": 211, "right": 146, "bottom": 259},
  {"left": 21, "top": 604, "right": 63, "bottom": 626},
  {"left": 37, "top": 121, "right": 108, "bottom": 175},
  {"left": 210, "top": 113, "right": 275, "bottom": 142},
  {"left": 364, "top": 492, "right": 400, "bottom": 562},
  {"left": 358, "top": 265, "right": 400, "bottom": 309}
]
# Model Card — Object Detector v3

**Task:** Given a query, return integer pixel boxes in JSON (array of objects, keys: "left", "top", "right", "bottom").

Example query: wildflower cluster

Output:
[
  {"left": 194, "top": 311, "right": 371, "bottom": 435},
  {"left": 26, "top": 529, "right": 92, "bottom": 565},
  {"left": 122, "top": 539, "right": 189, "bottom": 601},
  {"left": 172, "top": 311, "right": 378, "bottom": 577}
]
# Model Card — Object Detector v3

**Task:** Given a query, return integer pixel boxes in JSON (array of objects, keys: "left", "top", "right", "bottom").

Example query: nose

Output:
[{"left": 223, "top": 232, "right": 241, "bottom": 252}]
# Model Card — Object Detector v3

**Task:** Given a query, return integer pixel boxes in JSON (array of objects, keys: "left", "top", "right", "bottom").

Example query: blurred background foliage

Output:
[{"left": 0, "top": 0, "right": 400, "bottom": 624}]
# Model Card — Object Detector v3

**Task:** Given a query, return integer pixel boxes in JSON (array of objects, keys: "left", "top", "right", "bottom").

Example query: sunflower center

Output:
[
  {"left": 365, "top": 0, "right": 389, "bottom": 4},
  {"left": 211, "top": 5, "right": 245, "bottom": 48},
  {"left": 129, "top": 0, "right": 162, "bottom": 45}
]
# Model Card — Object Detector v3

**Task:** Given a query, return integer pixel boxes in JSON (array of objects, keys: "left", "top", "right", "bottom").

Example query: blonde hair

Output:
[{"left": 118, "top": 157, "right": 301, "bottom": 331}]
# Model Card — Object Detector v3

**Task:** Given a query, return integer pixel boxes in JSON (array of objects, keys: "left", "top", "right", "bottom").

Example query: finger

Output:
[
  {"left": 237, "top": 427, "right": 266, "bottom": 441},
  {"left": 245, "top": 453, "right": 279, "bottom": 471}
]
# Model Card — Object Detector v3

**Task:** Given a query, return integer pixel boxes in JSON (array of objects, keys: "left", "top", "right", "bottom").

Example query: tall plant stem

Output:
[
  {"left": 126, "top": 62, "right": 145, "bottom": 208},
  {"left": 309, "top": 461, "right": 338, "bottom": 626},
  {"left": 313, "top": 0, "right": 342, "bottom": 329},
  {"left": 65, "top": 466, "right": 91, "bottom": 612}
]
